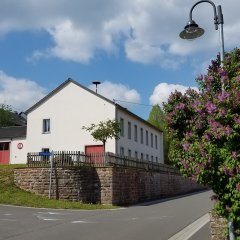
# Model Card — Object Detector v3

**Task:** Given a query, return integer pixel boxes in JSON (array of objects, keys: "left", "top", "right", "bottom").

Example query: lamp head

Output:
[{"left": 179, "top": 20, "right": 204, "bottom": 40}]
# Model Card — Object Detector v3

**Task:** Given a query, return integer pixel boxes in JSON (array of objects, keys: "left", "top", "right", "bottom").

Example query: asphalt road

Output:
[{"left": 0, "top": 190, "right": 213, "bottom": 240}]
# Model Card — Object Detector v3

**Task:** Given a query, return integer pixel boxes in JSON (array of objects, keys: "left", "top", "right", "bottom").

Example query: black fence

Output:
[{"left": 27, "top": 151, "right": 179, "bottom": 174}]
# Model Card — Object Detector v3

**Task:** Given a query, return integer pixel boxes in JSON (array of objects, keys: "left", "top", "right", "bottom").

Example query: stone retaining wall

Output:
[{"left": 14, "top": 166, "right": 205, "bottom": 205}]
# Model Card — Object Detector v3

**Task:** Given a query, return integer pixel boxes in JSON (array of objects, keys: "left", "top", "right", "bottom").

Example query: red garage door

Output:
[
  {"left": 0, "top": 142, "right": 10, "bottom": 164},
  {"left": 85, "top": 145, "right": 104, "bottom": 164}
]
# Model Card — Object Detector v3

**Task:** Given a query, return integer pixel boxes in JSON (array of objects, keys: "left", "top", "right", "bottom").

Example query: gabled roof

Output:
[
  {"left": 10, "top": 112, "right": 27, "bottom": 126},
  {"left": 0, "top": 126, "right": 27, "bottom": 139},
  {"left": 25, "top": 78, "right": 162, "bottom": 133},
  {"left": 25, "top": 78, "right": 114, "bottom": 114}
]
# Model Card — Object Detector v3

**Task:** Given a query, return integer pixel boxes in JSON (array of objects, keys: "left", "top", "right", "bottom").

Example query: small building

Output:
[
  {"left": 26, "top": 79, "right": 164, "bottom": 163},
  {"left": 0, "top": 126, "right": 27, "bottom": 164}
]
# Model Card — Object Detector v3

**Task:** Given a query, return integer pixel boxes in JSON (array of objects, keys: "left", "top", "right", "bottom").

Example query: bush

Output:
[{"left": 164, "top": 48, "right": 240, "bottom": 232}]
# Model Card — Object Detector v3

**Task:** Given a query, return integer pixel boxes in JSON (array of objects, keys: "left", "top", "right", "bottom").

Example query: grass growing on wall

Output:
[{"left": 0, "top": 164, "right": 116, "bottom": 210}]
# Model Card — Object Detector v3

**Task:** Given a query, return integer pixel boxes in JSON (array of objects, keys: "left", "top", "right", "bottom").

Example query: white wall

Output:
[
  {"left": 10, "top": 138, "right": 27, "bottom": 164},
  {"left": 27, "top": 82, "right": 116, "bottom": 153},
  {"left": 0, "top": 138, "right": 27, "bottom": 164},
  {"left": 116, "top": 108, "right": 164, "bottom": 163}
]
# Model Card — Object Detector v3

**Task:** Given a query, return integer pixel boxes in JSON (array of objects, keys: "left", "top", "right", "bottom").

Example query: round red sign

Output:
[{"left": 17, "top": 143, "right": 23, "bottom": 149}]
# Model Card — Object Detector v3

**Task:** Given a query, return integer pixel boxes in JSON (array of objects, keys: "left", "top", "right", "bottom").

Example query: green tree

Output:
[
  {"left": 82, "top": 119, "right": 121, "bottom": 152},
  {"left": 0, "top": 104, "right": 14, "bottom": 127},
  {"left": 148, "top": 104, "right": 170, "bottom": 164},
  {"left": 164, "top": 48, "right": 240, "bottom": 235}
]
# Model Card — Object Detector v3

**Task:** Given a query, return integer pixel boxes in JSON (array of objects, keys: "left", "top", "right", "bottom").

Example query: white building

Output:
[
  {"left": 0, "top": 126, "right": 27, "bottom": 164},
  {"left": 26, "top": 79, "right": 164, "bottom": 163}
]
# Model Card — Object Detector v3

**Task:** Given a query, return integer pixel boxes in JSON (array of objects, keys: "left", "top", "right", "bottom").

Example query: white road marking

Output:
[
  {"left": 0, "top": 218, "right": 17, "bottom": 221},
  {"left": 168, "top": 213, "right": 210, "bottom": 240},
  {"left": 4, "top": 213, "right": 13, "bottom": 216},
  {"left": 43, "top": 218, "right": 62, "bottom": 221},
  {"left": 71, "top": 220, "right": 96, "bottom": 224},
  {"left": 37, "top": 211, "right": 68, "bottom": 215}
]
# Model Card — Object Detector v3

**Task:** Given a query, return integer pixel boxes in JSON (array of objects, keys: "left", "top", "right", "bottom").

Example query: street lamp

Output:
[
  {"left": 179, "top": 0, "right": 224, "bottom": 67},
  {"left": 180, "top": 2, "right": 234, "bottom": 239}
]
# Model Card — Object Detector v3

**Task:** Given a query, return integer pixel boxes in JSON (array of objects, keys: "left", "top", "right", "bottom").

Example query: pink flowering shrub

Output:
[{"left": 164, "top": 48, "right": 240, "bottom": 228}]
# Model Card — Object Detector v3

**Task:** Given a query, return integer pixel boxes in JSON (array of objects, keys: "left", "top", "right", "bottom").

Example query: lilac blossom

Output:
[
  {"left": 219, "top": 109, "right": 226, "bottom": 117},
  {"left": 218, "top": 68, "right": 227, "bottom": 77},
  {"left": 237, "top": 183, "right": 240, "bottom": 192},
  {"left": 182, "top": 142, "right": 190, "bottom": 151},
  {"left": 206, "top": 75, "right": 214, "bottom": 82},
  {"left": 225, "top": 126, "right": 233, "bottom": 136},
  {"left": 232, "top": 151, "right": 237, "bottom": 160},
  {"left": 203, "top": 134, "right": 210, "bottom": 141},
  {"left": 217, "top": 91, "right": 230, "bottom": 102},
  {"left": 205, "top": 102, "right": 217, "bottom": 114},
  {"left": 184, "top": 131, "right": 193, "bottom": 138},
  {"left": 209, "top": 120, "right": 221, "bottom": 130},
  {"left": 197, "top": 74, "right": 203, "bottom": 81},
  {"left": 234, "top": 116, "right": 240, "bottom": 124},
  {"left": 236, "top": 75, "right": 240, "bottom": 84},
  {"left": 192, "top": 100, "right": 203, "bottom": 113},
  {"left": 176, "top": 103, "right": 185, "bottom": 110}
]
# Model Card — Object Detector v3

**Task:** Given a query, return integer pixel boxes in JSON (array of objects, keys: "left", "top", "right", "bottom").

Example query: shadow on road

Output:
[{"left": 131, "top": 189, "right": 212, "bottom": 207}]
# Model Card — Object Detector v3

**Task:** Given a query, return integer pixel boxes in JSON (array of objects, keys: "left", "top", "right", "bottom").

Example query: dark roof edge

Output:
[
  {"left": 25, "top": 78, "right": 115, "bottom": 114},
  {"left": 116, "top": 104, "right": 163, "bottom": 133}
]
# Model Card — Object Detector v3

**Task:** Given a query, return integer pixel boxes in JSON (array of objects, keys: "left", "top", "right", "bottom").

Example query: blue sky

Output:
[{"left": 0, "top": 0, "right": 239, "bottom": 119}]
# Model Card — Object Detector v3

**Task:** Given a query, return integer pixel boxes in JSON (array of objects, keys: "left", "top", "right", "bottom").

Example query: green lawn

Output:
[{"left": 0, "top": 164, "right": 116, "bottom": 210}]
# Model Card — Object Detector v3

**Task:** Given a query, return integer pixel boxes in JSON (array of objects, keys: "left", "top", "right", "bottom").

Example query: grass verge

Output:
[{"left": 0, "top": 164, "right": 116, "bottom": 210}]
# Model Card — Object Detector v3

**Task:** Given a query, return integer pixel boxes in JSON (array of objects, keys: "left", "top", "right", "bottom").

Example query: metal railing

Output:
[{"left": 27, "top": 151, "right": 179, "bottom": 174}]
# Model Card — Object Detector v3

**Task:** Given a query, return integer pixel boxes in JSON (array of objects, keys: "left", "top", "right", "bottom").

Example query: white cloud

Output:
[
  {"left": 89, "top": 81, "right": 141, "bottom": 107},
  {"left": 0, "top": 71, "right": 47, "bottom": 112},
  {"left": 125, "top": 39, "right": 164, "bottom": 64},
  {"left": 149, "top": 82, "right": 198, "bottom": 106},
  {"left": 0, "top": 0, "right": 239, "bottom": 67}
]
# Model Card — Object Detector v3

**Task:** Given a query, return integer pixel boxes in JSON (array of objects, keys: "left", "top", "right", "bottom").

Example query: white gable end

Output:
[{"left": 27, "top": 81, "right": 116, "bottom": 153}]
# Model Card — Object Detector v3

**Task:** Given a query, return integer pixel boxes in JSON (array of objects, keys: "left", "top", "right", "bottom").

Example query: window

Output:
[
  {"left": 146, "top": 154, "right": 149, "bottom": 161},
  {"left": 43, "top": 119, "right": 50, "bottom": 133},
  {"left": 146, "top": 130, "right": 149, "bottom": 146},
  {"left": 156, "top": 157, "right": 158, "bottom": 162},
  {"left": 42, "top": 148, "right": 50, "bottom": 153},
  {"left": 134, "top": 124, "right": 138, "bottom": 142},
  {"left": 128, "top": 149, "right": 132, "bottom": 158},
  {"left": 151, "top": 133, "right": 153, "bottom": 148},
  {"left": 135, "top": 151, "right": 138, "bottom": 160},
  {"left": 141, "top": 153, "right": 144, "bottom": 160},
  {"left": 151, "top": 155, "right": 154, "bottom": 162},
  {"left": 120, "top": 118, "right": 124, "bottom": 137},
  {"left": 140, "top": 128, "right": 143, "bottom": 144},
  {"left": 120, "top": 147, "right": 124, "bottom": 156},
  {"left": 128, "top": 122, "right": 131, "bottom": 139},
  {"left": 155, "top": 135, "right": 158, "bottom": 149},
  {"left": 0, "top": 142, "right": 9, "bottom": 151}
]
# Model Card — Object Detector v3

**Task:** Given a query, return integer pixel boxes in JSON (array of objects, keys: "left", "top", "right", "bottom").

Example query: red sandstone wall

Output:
[{"left": 14, "top": 166, "right": 205, "bottom": 205}]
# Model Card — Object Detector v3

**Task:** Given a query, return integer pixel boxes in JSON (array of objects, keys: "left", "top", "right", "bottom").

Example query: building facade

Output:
[
  {"left": 26, "top": 79, "right": 164, "bottom": 163},
  {"left": 0, "top": 126, "right": 27, "bottom": 164}
]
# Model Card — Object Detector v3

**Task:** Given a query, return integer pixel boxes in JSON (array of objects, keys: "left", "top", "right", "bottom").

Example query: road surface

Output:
[{"left": 0, "top": 190, "right": 213, "bottom": 240}]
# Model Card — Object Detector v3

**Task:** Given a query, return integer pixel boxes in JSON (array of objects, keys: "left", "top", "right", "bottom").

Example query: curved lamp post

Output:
[
  {"left": 179, "top": 0, "right": 224, "bottom": 67},
  {"left": 180, "top": 2, "right": 235, "bottom": 239}
]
